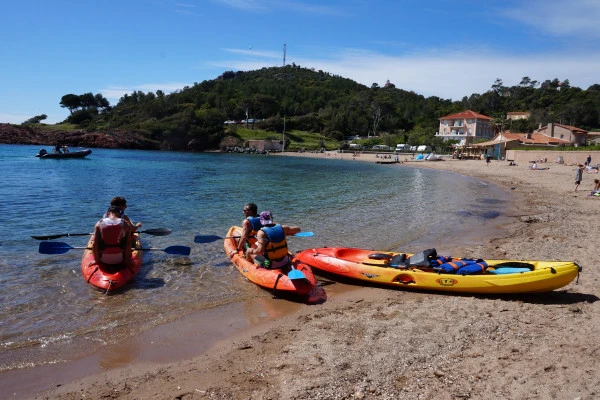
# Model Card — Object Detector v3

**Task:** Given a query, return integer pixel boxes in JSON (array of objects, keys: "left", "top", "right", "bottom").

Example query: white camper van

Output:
[
  {"left": 372, "top": 145, "right": 391, "bottom": 151},
  {"left": 417, "top": 145, "right": 432, "bottom": 153}
]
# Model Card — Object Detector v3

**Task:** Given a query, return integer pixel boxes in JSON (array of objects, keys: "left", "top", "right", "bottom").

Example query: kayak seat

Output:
[
  {"left": 363, "top": 253, "right": 407, "bottom": 268},
  {"left": 388, "top": 254, "right": 407, "bottom": 268}
]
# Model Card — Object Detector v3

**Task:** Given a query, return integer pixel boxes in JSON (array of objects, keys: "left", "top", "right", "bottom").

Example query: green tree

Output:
[
  {"left": 60, "top": 94, "right": 81, "bottom": 115},
  {"left": 22, "top": 114, "right": 47, "bottom": 125}
]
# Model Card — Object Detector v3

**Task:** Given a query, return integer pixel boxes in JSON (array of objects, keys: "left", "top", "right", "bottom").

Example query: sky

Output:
[{"left": 1, "top": 0, "right": 599, "bottom": 124}]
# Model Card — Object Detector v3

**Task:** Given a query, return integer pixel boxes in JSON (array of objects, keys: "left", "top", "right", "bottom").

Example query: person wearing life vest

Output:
[
  {"left": 245, "top": 211, "right": 301, "bottom": 269},
  {"left": 234, "top": 203, "right": 262, "bottom": 253},
  {"left": 92, "top": 206, "right": 132, "bottom": 267},
  {"left": 104, "top": 196, "right": 142, "bottom": 234}
]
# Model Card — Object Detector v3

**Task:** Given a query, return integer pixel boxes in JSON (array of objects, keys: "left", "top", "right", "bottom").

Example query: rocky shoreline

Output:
[{"left": 0, "top": 123, "right": 159, "bottom": 150}]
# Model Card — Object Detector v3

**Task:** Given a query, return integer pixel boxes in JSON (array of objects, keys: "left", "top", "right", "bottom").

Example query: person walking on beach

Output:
[
  {"left": 235, "top": 202, "right": 262, "bottom": 253},
  {"left": 591, "top": 179, "right": 600, "bottom": 196},
  {"left": 245, "top": 211, "right": 301, "bottom": 269},
  {"left": 586, "top": 155, "right": 591, "bottom": 166},
  {"left": 575, "top": 164, "right": 585, "bottom": 191}
]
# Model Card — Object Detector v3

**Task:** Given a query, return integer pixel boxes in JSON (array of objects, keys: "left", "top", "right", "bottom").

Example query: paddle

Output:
[
  {"left": 39, "top": 241, "right": 191, "bottom": 256},
  {"left": 31, "top": 228, "right": 172, "bottom": 240},
  {"left": 194, "top": 231, "right": 314, "bottom": 244},
  {"left": 254, "top": 255, "right": 307, "bottom": 280},
  {"left": 287, "top": 268, "right": 307, "bottom": 280}
]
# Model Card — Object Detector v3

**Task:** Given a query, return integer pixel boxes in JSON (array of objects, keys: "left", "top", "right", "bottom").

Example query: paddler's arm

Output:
[
  {"left": 91, "top": 224, "right": 102, "bottom": 265},
  {"left": 246, "top": 231, "right": 267, "bottom": 259},
  {"left": 236, "top": 219, "right": 252, "bottom": 251},
  {"left": 123, "top": 214, "right": 142, "bottom": 232},
  {"left": 282, "top": 224, "right": 301, "bottom": 236}
]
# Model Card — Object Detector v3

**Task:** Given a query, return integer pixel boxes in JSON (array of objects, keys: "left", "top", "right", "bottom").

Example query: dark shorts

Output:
[{"left": 576, "top": 181, "right": 581, "bottom": 185}]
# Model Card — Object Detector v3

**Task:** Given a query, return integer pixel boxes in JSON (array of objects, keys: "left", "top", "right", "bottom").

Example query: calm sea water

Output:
[{"left": 0, "top": 144, "right": 511, "bottom": 376}]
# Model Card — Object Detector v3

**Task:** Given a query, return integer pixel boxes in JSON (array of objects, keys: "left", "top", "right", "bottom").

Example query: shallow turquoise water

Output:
[{"left": 0, "top": 144, "right": 511, "bottom": 373}]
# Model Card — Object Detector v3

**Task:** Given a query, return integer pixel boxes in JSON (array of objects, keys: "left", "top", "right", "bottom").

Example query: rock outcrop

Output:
[{"left": 0, "top": 123, "right": 160, "bottom": 150}]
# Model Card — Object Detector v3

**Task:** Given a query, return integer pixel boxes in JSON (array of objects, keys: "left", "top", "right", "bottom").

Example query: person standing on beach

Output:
[
  {"left": 575, "top": 164, "right": 585, "bottom": 191},
  {"left": 235, "top": 202, "right": 262, "bottom": 253},
  {"left": 586, "top": 155, "right": 591, "bottom": 166}
]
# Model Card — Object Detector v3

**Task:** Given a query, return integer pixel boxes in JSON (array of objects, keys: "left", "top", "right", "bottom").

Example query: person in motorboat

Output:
[
  {"left": 234, "top": 202, "right": 262, "bottom": 253},
  {"left": 53, "top": 144, "right": 62, "bottom": 154},
  {"left": 92, "top": 206, "right": 133, "bottom": 268},
  {"left": 245, "top": 211, "right": 301, "bottom": 269}
]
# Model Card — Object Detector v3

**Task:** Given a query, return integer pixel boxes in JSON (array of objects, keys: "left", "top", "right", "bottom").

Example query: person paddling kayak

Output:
[
  {"left": 92, "top": 206, "right": 133, "bottom": 269},
  {"left": 235, "top": 202, "right": 263, "bottom": 253},
  {"left": 104, "top": 196, "right": 142, "bottom": 233},
  {"left": 245, "top": 211, "right": 301, "bottom": 269}
]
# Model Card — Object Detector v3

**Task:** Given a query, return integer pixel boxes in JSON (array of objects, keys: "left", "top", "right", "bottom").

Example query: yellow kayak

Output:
[{"left": 295, "top": 247, "right": 581, "bottom": 294}]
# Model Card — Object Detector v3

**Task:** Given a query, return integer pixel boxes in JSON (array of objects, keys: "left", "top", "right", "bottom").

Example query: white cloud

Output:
[
  {"left": 500, "top": 0, "right": 600, "bottom": 38},
  {"left": 211, "top": 0, "right": 268, "bottom": 12},
  {"left": 310, "top": 51, "right": 600, "bottom": 100},
  {"left": 0, "top": 113, "right": 30, "bottom": 125},
  {"left": 222, "top": 47, "right": 281, "bottom": 59},
  {"left": 211, "top": 0, "right": 347, "bottom": 15},
  {"left": 211, "top": 46, "right": 600, "bottom": 100}
]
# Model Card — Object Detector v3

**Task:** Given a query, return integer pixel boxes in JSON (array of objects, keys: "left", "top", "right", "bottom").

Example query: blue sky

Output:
[{"left": 1, "top": 0, "right": 599, "bottom": 124}]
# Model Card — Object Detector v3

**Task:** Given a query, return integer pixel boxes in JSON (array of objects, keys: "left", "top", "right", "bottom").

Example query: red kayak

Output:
[{"left": 80, "top": 233, "right": 143, "bottom": 291}]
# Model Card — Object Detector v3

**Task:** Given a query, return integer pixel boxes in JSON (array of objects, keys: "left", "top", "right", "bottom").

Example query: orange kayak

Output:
[
  {"left": 80, "top": 233, "right": 143, "bottom": 291},
  {"left": 223, "top": 226, "right": 316, "bottom": 296},
  {"left": 295, "top": 247, "right": 581, "bottom": 294}
]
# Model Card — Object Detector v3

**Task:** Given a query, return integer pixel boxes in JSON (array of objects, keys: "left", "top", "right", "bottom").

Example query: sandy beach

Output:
[{"left": 33, "top": 152, "right": 599, "bottom": 400}]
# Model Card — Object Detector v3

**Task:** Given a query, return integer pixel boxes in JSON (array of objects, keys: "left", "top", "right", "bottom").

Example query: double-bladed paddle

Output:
[
  {"left": 194, "top": 231, "right": 314, "bottom": 244},
  {"left": 39, "top": 241, "right": 191, "bottom": 256},
  {"left": 31, "top": 228, "right": 172, "bottom": 240}
]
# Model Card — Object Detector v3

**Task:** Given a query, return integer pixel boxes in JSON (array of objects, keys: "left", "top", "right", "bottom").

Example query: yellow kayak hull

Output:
[{"left": 295, "top": 247, "right": 581, "bottom": 294}]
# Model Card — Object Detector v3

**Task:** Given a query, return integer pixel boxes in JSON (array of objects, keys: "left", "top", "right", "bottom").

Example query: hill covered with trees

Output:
[{"left": 16, "top": 65, "right": 600, "bottom": 151}]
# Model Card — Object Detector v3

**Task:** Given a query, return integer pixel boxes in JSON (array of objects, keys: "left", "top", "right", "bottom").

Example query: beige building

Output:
[
  {"left": 506, "top": 111, "right": 530, "bottom": 120},
  {"left": 534, "top": 123, "right": 588, "bottom": 146},
  {"left": 436, "top": 110, "right": 494, "bottom": 146}
]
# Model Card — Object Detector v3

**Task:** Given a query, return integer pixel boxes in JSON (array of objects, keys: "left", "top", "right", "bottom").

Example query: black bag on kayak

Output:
[{"left": 406, "top": 248, "right": 437, "bottom": 268}]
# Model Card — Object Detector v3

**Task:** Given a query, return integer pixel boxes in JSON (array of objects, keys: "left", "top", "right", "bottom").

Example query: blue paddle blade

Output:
[
  {"left": 293, "top": 231, "right": 314, "bottom": 237},
  {"left": 163, "top": 246, "right": 191, "bottom": 256},
  {"left": 288, "top": 269, "right": 307, "bottom": 280},
  {"left": 194, "top": 234, "right": 223, "bottom": 243},
  {"left": 39, "top": 241, "right": 74, "bottom": 254}
]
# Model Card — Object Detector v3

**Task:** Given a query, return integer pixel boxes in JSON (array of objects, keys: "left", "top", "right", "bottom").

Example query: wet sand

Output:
[{"left": 24, "top": 153, "right": 600, "bottom": 399}]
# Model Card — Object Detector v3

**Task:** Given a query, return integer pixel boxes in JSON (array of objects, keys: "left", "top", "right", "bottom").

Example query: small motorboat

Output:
[{"left": 36, "top": 148, "right": 92, "bottom": 159}]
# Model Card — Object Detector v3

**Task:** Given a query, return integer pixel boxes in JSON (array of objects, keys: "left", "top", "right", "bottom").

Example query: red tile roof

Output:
[
  {"left": 500, "top": 131, "right": 570, "bottom": 145},
  {"left": 439, "top": 110, "right": 492, "bottom": 121},
  {"left": 536, "top": 123, "right": 588, "bottom": 135}
]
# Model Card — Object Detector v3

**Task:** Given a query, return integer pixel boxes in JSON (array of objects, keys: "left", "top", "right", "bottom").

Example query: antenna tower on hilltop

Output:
[{"left": 283, "top": 43, "right": 286, "bottom": 66}]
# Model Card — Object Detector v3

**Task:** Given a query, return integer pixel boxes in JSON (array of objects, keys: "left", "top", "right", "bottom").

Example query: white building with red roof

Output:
[{"left": 436, "top": 110, "right": 495, "bottom": 146}]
